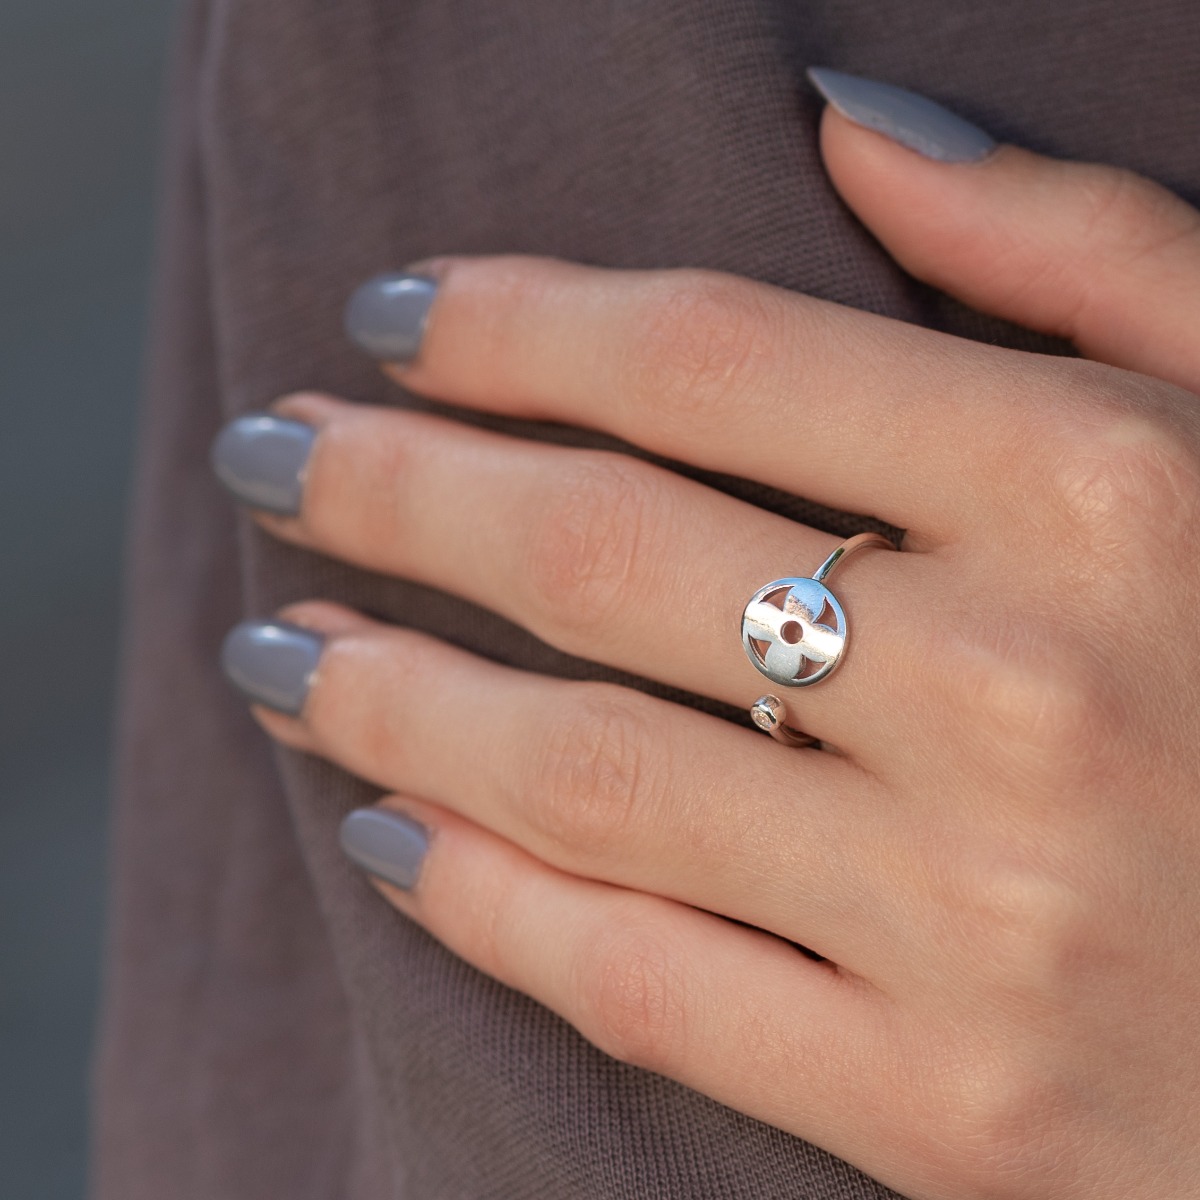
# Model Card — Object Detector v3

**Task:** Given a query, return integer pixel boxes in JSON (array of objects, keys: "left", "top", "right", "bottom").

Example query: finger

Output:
[
  {"left": 255, "top": 394, "right": 928, "bottom": 750},
  {"left": 241, "top": 602, "right": 907, "bottom": 973},
  {"left": 813, "top": 76, "right": 1200, "bottom": 393},
  {"left": 345, "top": 255, "right": 1068, "bottom": 536},
  {"left": 337, "top": 793, "right": 897, "bottom": 1184}
]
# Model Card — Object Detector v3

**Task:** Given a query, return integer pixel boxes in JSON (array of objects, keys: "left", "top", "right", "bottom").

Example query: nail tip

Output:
[
  {"left": 337, "top": 808, "right": 364, "bottom": 851},
  {"left": 209, "top": 416, "right": 256, "bottom": 499},
  {"left": 343, "top": 271, "right": 437, "bottom": 364},
  {"left": 804, "top": 65, "right": 840, "bottom": 95},
  {"left": 219, "top": 619, "right": 324, "bottom": 717},
  {"left": 805, "top": 65, "right": 865, "bottom": 109},
  {"left": 219, "top": 620, "right": 275, "bottom": 709},
  {"left": 805, "top": 66, "right": 995, "bottom": 164},
  {"left": 338, "top": 809, "right": 380, "bottom": 872},
  {"left": 339, "top": 807, "right": 429, "bottom": 892},
  {"left": 210, "top": 412, "right": 314, "bottom": 516}
]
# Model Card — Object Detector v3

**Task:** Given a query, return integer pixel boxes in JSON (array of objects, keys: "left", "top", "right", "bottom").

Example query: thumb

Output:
[{"left": 809, "top": 68, "right": 1200, "bottom": 394}]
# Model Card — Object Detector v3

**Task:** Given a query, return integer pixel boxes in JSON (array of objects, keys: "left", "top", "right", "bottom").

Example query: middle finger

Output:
[{"left": 221, "top": 392, "right": 930, "bottom": 751}]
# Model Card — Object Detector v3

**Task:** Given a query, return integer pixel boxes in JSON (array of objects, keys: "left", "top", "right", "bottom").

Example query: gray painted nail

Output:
[
  {"left": 344, "top": 272, "right": 438, "bottom": 363},
  {"left": 340, "top": 808, "right": 430, "bottom": 891},
  {"left": 807, "top": 67, "right": 996, "bottom": 164},
  {"left": 220, "top": 620, "right": 324, "bottom": 716},
  {"left": 211, "top": 414, "right": 316, "bottom": 516}
]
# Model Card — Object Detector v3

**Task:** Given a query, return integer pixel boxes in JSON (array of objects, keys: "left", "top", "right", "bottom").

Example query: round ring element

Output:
[
  {"left": 750, "top": 695, "right": 818, "bottom": 747},
  {"left": 740, "top": 532, "right": 894, "bottom": 690}
]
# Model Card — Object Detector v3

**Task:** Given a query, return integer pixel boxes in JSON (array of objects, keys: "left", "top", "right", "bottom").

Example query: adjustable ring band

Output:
[
  {"left": 740, "top": 532, "right": 895, "bottom": 745},
  {"left": 810, "top": 531, "right": 896, "bottom": 588}
]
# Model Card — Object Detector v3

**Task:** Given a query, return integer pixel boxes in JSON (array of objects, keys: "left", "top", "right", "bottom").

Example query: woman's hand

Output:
[{"left": 211, "top": 80, "right": 1200, "bottom": 1200}]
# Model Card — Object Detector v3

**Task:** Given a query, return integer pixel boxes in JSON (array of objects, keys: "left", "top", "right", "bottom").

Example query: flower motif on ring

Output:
[{"left": 741, "top": 577, "right": 846, "bottom": 687}]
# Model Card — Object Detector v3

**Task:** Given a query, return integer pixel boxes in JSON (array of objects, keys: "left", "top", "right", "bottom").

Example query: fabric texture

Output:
[{"left": 92, "top": 2, "right": 1200, "bottom": 1197}]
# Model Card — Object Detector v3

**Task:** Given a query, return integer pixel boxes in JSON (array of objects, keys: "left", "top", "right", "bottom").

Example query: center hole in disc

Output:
[{"left": 780, "top": 620, "right": 803, "bottom": 644}]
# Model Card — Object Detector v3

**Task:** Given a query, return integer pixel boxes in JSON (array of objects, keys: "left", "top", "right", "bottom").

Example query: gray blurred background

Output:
[{"left": 1, "top": 1, "right": 177, "bottom": 1195}]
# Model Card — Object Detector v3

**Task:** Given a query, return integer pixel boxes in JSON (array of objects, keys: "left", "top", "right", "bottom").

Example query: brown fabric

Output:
[{"left": 92, "top": 1, "right": 1200, "bottom": 1197}]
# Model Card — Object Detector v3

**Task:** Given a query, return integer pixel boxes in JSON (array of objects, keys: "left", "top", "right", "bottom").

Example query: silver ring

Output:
[{"left": 740, "top": 532, "right": 894, "bottom": 745}]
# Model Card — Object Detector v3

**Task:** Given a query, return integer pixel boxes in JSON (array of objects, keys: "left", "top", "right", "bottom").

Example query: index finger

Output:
[{"left": 345, "top": 255, "right": 1055, "bottom": 537}]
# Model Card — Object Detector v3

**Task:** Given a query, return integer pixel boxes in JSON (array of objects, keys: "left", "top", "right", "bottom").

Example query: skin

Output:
[{"left": 233, "top": 109, "right": 1200, "bottom": 1198}]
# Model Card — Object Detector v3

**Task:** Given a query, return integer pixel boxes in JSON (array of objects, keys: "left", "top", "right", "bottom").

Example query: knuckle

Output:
[
  {"left": 309, "top": 630, "right": 417, "bottom": 768},
  {"left": 522, "top": 452, "right": 657, "bottom": 643},
  {"left": 307, "top": 413, "right": 412, "bottom": 554},
  {"left": 923, "top": 1045, "right": 1080, "bottom": 1197},
  {"left": 523, "top": 687, "right": 652, "bottom": 861},
  {"left": 1047, "top": 392, "right": 1200, "bottom": 571},
  {"left": 1074, "top": 165, "right": 1200, "bottom": 270},
  {"left": 573, "top": 915, "right": 688, "bottom": 1073},
  {"left": 954, "top": 641, "right": 1112, "bottom": 789},
  {"left": 437, "top": 255, "right": 565, "bottom": 377},
  {"left": 620, "top": 269, "right": 775, "bottom": 428},
  {"left": 456, "top": 857, "right": 531, "bottom": 987},
  {"left": 951, "top": 861, "right": 1094, "bottom": 1000}
]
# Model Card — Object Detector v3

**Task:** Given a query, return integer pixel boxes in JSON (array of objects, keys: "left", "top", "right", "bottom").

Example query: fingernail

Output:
[
  {"left": 220, "top": 620, "right": 324, "bottom": 716},
  {"left": 211, "top": 414, "right": 316, "bottom": 516},
  {"left": 340, "top": 808, "right": 430, "bottom": 891},
  {"left": 807, "top": 67, "right": 996, "bottom": 164},
  {"left": 344, "top": 272, "right": 438, "bottom": 363}
]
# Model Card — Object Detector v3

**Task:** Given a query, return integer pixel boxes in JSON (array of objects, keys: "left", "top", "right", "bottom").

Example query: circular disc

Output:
[{"left": 740, "top": 576, "right": 847, "bottom": 688}]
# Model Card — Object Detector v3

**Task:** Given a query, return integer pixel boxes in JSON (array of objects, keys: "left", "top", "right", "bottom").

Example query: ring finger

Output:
[{"left": 226, "top": 600, "right": 912, "bottom": 976}]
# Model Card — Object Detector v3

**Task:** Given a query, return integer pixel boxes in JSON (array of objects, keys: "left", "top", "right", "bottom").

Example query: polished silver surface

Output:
[
  {"left": 750, "top": 695, "right": 818, "bottom": 747},
  {"left": 741, "top": 532, "right": 894, "bottom": 744},
  {"left": 810, "top": 531, "right": 895, "bottom": 587},
  {"left": 741, "top": 576, "right": 846, "bottom": 688}
]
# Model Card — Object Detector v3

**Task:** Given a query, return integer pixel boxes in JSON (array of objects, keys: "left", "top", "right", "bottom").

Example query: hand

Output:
[{"left": 212, "top": 83, "right": 1200, "bottom": 1200}]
